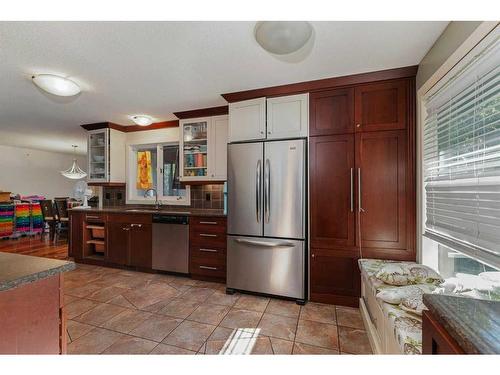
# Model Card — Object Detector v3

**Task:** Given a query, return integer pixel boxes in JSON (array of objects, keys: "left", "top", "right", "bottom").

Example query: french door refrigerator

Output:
[{"left": 227, "top": 139, "right": 306, "bottom": 302}]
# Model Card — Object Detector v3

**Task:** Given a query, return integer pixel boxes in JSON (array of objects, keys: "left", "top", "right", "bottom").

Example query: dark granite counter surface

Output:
[
  {"left": 423, "top": 293, "right": 500, "bottom": 354},
  {"left": 0, "top": 252, "right": 75, "bottom": 292},
  {"left": 69, "top": 206, "right": 226, "bottom": 217}
]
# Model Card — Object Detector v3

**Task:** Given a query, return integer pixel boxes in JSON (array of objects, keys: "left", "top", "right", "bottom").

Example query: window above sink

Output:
[{"left": 126, "top": 142, "right": 191, "bottom": 206}]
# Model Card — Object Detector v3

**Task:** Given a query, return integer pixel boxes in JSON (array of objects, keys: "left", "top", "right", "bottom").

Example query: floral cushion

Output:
[
  {"left": 384, "top": 303, "right": 423, "bottom": 355},
  {"left": 400, "top": 293, "right": 427, "bottom": 316},
  {"left": 375, "top": 262, "right": 444, "bottom": 286},
  {"left": 377, "top": 284, "right": 436, "bottom": 305}
]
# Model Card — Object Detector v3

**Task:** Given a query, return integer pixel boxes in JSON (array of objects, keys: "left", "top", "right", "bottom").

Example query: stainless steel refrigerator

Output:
[{"left": 226, "top": 139, "right": 306, "bottom": 302}]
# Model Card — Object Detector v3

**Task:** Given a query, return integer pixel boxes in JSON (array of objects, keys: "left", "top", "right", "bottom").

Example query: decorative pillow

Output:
[
  {"left": 375, "top": 263, "right": 444, "bottom": 286},
  {"left": 377, "top": 284, "right": 435, "bottom": 305},
  {"left": 400, "top": 293, "right": 426, "bottom": 316}
]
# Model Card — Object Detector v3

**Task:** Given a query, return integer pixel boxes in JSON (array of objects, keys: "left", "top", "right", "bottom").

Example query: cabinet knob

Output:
[
  {"left": 311, "top": 254, "right": 315, "bottom": 258},
  {"left": 356, "top": 124, "right": 361, "bottom": 128},
  {"left": 260, "top": 131, "right": 264, "bottom": 134}
]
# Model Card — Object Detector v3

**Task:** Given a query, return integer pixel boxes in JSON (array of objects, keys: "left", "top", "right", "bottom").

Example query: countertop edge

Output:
[
  {"left": 0, "top": 261, "right": 76, "bottom": 292},
  {"left": 423, "top": 294, "right": 499, "bottom": 354},
  {"left": 68, "top": 207, "right": 227, "bottom": 217}
]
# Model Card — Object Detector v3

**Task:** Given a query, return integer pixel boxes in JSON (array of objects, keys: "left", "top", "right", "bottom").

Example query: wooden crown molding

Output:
[
  {"left": 221, "top": 65, "right": 419, "bottom": 103},
  {"left": 81, "top": 120, "right": 179, "bottom": 132},
  {"left": 173, "top": 105, "right": 228, "bottom": 119}
]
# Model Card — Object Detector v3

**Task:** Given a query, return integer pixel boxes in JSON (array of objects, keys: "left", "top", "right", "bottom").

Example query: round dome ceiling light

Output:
[
  {"left": 32, "top": 74, "right": 81, "bottom": 97},
  {"left": 255, "top": 21, "right": 313, "bottom": 55},
  {"left": 131, "top": 115, "right": 154, "bottom": 126}
]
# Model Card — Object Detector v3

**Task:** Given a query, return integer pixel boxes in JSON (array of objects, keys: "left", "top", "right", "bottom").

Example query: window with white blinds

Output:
[{"left": 423, "top": 29, "right": 500, "bottom": 269}]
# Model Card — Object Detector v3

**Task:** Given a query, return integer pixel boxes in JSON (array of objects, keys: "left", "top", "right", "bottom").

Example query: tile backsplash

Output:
[{"left": 189, "top": 184, "right": 223, "bottom": 209}]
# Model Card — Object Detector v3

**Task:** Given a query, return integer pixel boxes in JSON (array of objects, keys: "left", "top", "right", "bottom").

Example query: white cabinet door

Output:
[
  {"left": 208, "top": 115, "right": 228, "bottom": 180},
  {"left": 228, "top": 97, "right": 266, "bottom": 142},
  {"left": 266, "top": 93, "right": 309, "bottom": 139}
]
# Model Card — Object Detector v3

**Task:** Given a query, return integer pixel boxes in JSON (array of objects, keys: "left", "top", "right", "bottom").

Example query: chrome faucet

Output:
[{"left": 144, "top": 188, "right": 161, "bottom": 209}]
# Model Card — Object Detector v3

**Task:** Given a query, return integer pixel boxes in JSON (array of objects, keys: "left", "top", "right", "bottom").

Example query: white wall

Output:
[
  {"left": 0, "top": 144, "right": 87, "bottom": 199},
  {"left": 125, "top": 127, "right": 180, "bottom": 145}
]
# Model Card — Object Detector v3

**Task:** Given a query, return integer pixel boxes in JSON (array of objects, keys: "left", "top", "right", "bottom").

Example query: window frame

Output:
[
  {"left": 418, "top": 25, "right": 500, "bottom": 270},
  {"left": 126, "top": 142, "right": 191, "bottom": 206}
]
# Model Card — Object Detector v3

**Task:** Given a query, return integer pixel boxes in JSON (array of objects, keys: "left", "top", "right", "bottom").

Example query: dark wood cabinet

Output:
[
  {"left": 310, "top": 249, "right": 360, "bottom": 307},
  {"left": 106, "top": 221, "right": 129, "bottom": 265},
  {"left": 422, "top": 310, "right": 464, "bottom": 354},
  {"left": 309, "top": 77, "right": 415, "bottom": 307},
  {"left": 189, "top": 216, "right": 227, "bottom": 283},
  {"left": 310, "top": 88, "right": 354, "bottom": 136},
  {"left": 357, "top": 130, "right": 412, "bottom": 260},
  {"left": 310, "top": 135, "right": 356, "bottom": 249},
  {"left": 106, "top": 214, "right": 152, "bottom": 268},
  {"left": 354, "top": 80, "right": 407, "bottom": 132},
  {"left": 128, "top": 224, "right": 152, "bottom": 268},
  {"left": 69, "top": 212, "right": 83, "bottom": 259}
]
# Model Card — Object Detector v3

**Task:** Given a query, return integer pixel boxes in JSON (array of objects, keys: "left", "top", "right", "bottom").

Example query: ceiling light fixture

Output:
[
  {"left": 61, "top": 145, "right": 87, "bottom": 180},
  {"left": 32, "top": 74, "right": 81, "bottom": 97},
  {"left": 255, "top": 21, "right": 313, "bottom": 55},
  {"left": 131, "top": 115, "right": 154, "bottom": 126}
]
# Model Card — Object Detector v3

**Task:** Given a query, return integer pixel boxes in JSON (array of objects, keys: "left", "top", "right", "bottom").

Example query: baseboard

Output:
[{"left": 359, "top": 297, "right": 383, "bottom": 354}]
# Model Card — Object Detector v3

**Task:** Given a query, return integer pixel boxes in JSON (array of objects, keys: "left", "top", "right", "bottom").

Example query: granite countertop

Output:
[
  {"left": 69, "top": 206, "right": 226, "bottom": 217},
  {"left": 423, "top": 294, "right": 500, "bottom": 354},
  {"left": 0, "top": 252, "right": 75, "bottom": 292}
]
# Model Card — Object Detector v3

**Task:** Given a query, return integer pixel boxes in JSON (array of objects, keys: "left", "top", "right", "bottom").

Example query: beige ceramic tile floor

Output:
[{"left": 64, "top": 264, "right": 372, "bottom": 355}]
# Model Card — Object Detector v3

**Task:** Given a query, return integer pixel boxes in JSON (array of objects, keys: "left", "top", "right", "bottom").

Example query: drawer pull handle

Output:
[
  {"left": 199, "top": 248, "right": 218, "bottom": 253},
  {"left": 86, "top": 215, "right": 100, "bottom": 219},
  {"left": 199, "top": 265, "right": 217, "bottom": 271},
  {"left": 199, "top": 221, "right": 218, "bottom": 225},
  {"left": 200, "top": 234, "right": 217, "bottom": 237},
  {"left": 130, "top": 224, "right": 143, "bottom": 228}
]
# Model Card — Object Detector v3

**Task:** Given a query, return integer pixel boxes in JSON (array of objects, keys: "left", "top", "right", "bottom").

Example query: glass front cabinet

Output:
[
  {"left": 179, "top": 115, "right": 228, "bottom": 182},
  {"left": 87, "top": 128, "right": 126, "bottom": 183}
]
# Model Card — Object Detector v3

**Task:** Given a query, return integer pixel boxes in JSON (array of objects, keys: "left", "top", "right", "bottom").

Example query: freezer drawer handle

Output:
[
  {"left": 199, "top": 265, "right": 218, "bottom": 270},
  {"left": 234, "top": 238, "right": 294, "bottom": 248},
  {"left": 199, "top": 221, "right": 218, "bottom": 225},
  {"left": 199, "top": 248, "right": 218, "bottom": 253},
  {"left": 200, "top": 233, "right": 217, "bottom": 238}
]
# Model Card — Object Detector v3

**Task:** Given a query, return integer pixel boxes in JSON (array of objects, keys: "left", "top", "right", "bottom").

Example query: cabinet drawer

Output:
[
  {"left": 107, "top": 214, "right": 152, "bottom": 224},
  {"left": 190, "top": 217, "right": 227, "bottom": 232},
  {"left": 85, "top": 213, "right": 106, "bottom": 223},
  {"left": 190, "top": 232, "right": 226, "bottom": 247},
  {"left": 190, "top": 245, "right": 226, "bottom": 261},
  {"left": 190, "top": 257, "right": 226, "bottom": 278}
]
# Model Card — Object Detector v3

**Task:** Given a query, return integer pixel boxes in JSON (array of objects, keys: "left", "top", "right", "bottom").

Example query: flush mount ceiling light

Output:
[
  {"left": 255, "top": 21, "right": 313, "bottom": 55},
  {"left": 61, "top": 145, "right": 87, "bottom": 180},
  {"left": 32, "top": 74, "right": 81, "bottom": 97},
  {"left": 130, "top": 115, "right": 154, "bottom": 126}
]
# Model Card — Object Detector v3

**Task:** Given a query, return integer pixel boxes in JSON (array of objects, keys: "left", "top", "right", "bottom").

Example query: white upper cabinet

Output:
[
  {"left": 87, "top": 128, "right": 125, "bottom": 183},
  {"left": 180, "top": 115, "right": 228, "bottom": 182},
  {"left": 208, "top": 115, "right": 228, "bottom": 180},
  {"left": 228, "top": 97, "right": 266, "bottom": 142},
  {"left": 266, "top": 93, "right": 309, "bottom": 139}
]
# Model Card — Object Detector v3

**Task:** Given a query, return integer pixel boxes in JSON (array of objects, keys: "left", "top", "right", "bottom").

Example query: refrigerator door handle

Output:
[
  {"left": 256, "top": 160, "right": 261, "bottom": 223},
  {"left": 234, "top": 238, "right": 294, "bottom": 248},
  {"left": 264, "top": 158, "right": 270, "bottom": 223}
]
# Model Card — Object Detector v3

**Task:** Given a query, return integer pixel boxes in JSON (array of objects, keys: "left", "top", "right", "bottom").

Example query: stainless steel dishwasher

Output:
[{"left": 152, "top": 214, "right": 189, "bottom": 274}]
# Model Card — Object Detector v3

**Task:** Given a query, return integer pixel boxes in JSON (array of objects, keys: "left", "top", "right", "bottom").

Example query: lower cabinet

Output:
[
  {"left": 189, "top": 216, "right": 227, "bottom": 283},
  {"left": 106, "top": 215, "right": 152, "bottom": 268},
  {"left": 422, "top": 310, "right": 464, "bottom": 354},
  {"left": 310, "top": 249, "right": 360, "bottom": 307}
]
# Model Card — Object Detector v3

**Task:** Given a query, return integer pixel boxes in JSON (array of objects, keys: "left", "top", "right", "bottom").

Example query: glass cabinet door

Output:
[
  {"left": 182, "top": 120, "right": 209, "bottom": 178},
  {"left": 88, "top": 130, "right": 108, "bottom": 181}
]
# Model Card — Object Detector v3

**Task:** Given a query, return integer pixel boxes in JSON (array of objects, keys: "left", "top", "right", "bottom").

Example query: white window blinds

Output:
[{"left": 423, "top": 29, "right": 500, "bottom": 269}]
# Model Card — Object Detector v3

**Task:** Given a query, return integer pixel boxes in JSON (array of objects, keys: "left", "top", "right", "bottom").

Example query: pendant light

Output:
[
  {"left": 255, "top": 21, "right": 313, "bottom": 55},
  {"left": 61, "top": 145, "right": 87, "bottom": 180}
]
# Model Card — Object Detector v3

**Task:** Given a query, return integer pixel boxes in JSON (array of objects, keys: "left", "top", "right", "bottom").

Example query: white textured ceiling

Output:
[{"left": 0, "top": 21, "right": 448, "bottom": 154}]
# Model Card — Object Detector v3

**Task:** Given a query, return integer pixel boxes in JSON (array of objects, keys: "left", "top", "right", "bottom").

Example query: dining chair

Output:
[
  {"left": 53, "top": 198, "right": 69, "bottom": 243},
  {"left": 39, "top": 200, "right": 57, "bottom": 242}
]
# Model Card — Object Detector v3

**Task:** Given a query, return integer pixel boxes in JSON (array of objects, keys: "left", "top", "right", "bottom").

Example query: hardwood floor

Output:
[{"left": 0, "top": 234, "right": 68, "bottom": 260}]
